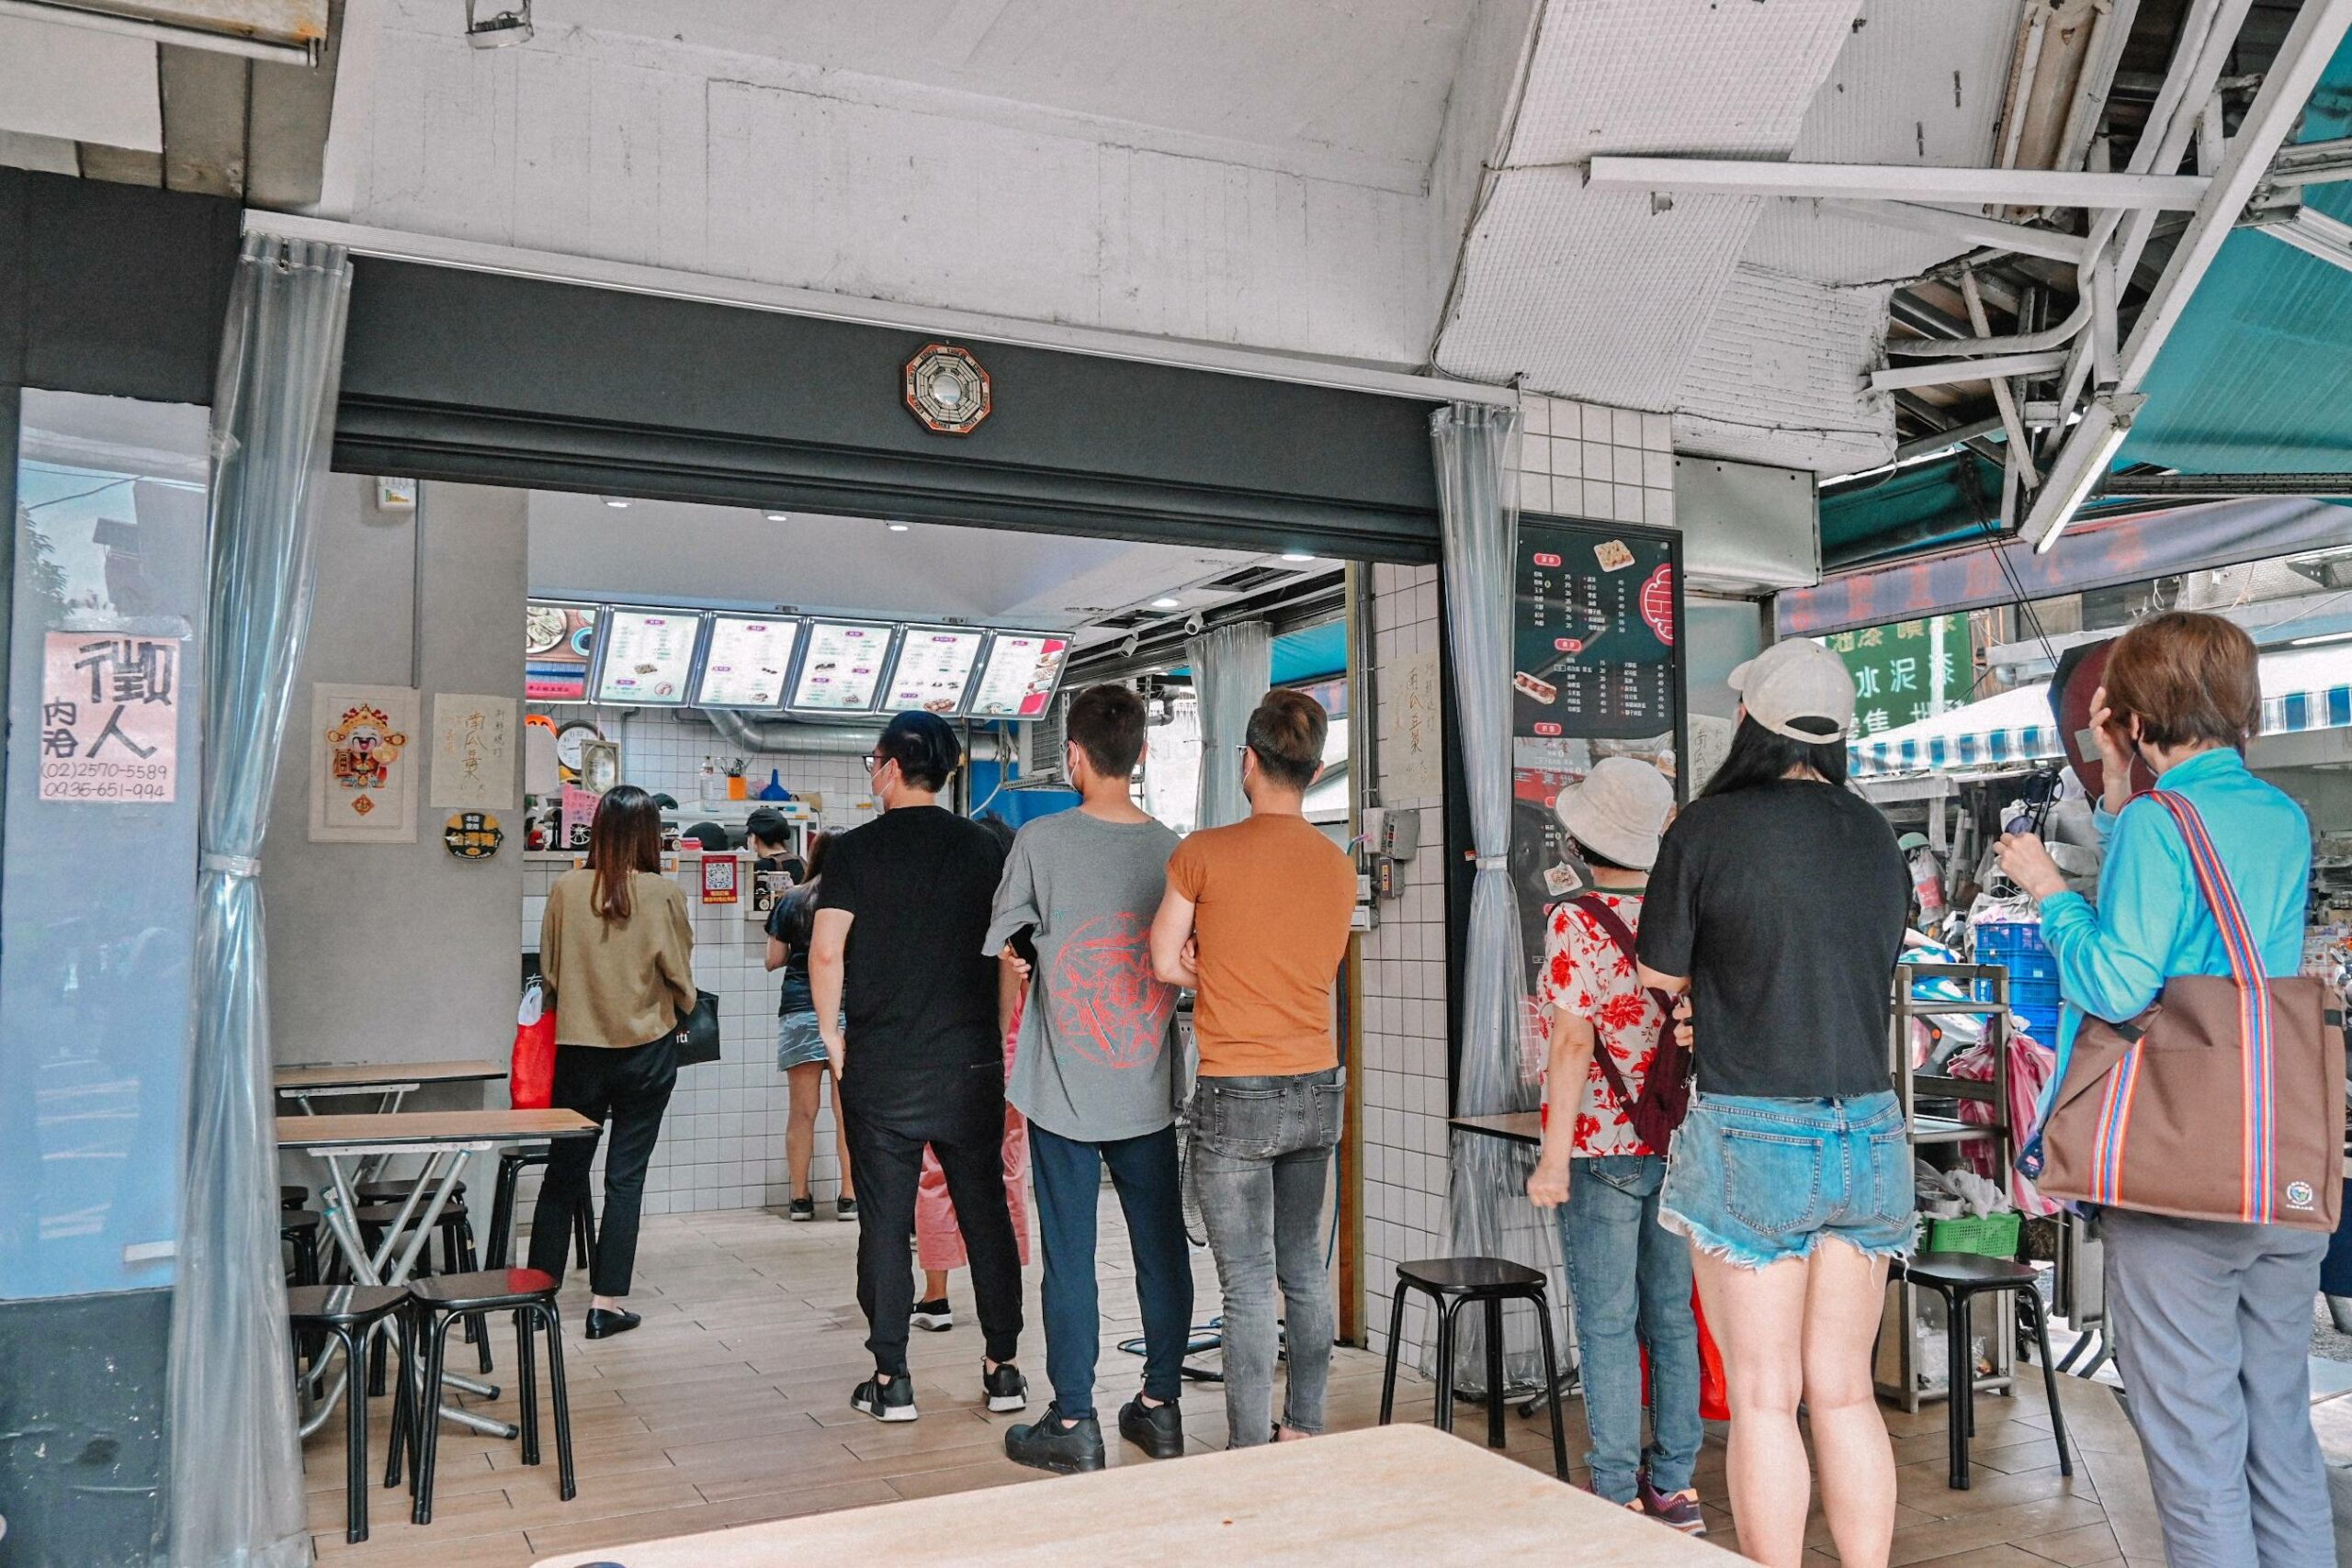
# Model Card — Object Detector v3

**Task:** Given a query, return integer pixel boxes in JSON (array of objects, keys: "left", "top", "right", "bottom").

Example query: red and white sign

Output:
[
  {"left": 38, "top": 631, "right": 179, "bottom": 803},
  {"left": 700, "top": 854, "right": 740, "bottom": 905}
]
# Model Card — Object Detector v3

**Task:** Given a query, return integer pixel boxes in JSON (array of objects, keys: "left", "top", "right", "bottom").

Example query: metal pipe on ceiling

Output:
[
  {"left": 2097, "top": 472, "right": 2352, "bottom": 498},
  {"left": 696, "top": 709, "right": 880, "bottom": 756}
]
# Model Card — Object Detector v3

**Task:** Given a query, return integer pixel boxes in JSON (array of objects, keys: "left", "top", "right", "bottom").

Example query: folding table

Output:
[{"left": 277, "top": 1110, "right": 596, "bottom": 1439}]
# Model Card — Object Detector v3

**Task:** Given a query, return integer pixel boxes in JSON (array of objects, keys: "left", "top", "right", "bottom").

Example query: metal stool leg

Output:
[
  {"left": 1432, "top": 1297, "right": 1458, "bottom": 1435},
  {"left": 486, "top": 1156, "right": 519, "bottom": 1270},
  {"left": 1484, "top": 1295, "right": 1507, "bottom": 1449},
  {"left": 540, "top": 1302, "right": 577, "bottom": 1501},
  {"left": 1946, "top": 1288, "right": 1972, "bottom": 1491},
  {"left": 340, "top": 1324, "right": 369, "bottom": 1544},
  {"left": 385, "top": 1312, "right": 413, "bottom": 1491},
  {"left": 2020, "top": 1287, "right": 2073, "bottom": 1477},
  {"left": 516, "top": 1306, "right": 542, "bottom": 1466},
  {"left": 1378, "top": 1281, "right": 1411, "bottom": 1425},
  {"left": 411, "top": 1314, "right": 458, "bottom": 1525},
  {"left": 1530, "top": 1291, "right": 1569, "bottom": 1483}
]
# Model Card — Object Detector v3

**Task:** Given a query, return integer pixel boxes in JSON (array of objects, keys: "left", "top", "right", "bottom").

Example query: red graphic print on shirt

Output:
[{"left": 1049, "top": 911, "right": 1177, "bottom": 1070}]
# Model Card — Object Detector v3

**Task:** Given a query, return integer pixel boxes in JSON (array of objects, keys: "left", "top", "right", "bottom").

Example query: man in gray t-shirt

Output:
[{"left": 989, "top": 685, "right": 1195, "bottom": 1475}]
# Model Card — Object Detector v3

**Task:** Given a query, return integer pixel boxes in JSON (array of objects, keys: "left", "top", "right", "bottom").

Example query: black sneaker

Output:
[
  {"left": 981, "top": 1361, "right": 1029, "bottom": 1413},
  {"left": 910, "top": 1298, "right": 955, "bottom": 1333},
  {"left": 787, "top": 1195, "right": 815, "bottom": 1222},
  {"left": 1118, "top": 1393, "right": 1184, "bottom": 1458},
  {"left": 836, "top": 1196, "right": 859, "bottom": 1222},
  {"left": 851, "top": 1372, "right": 917, "bottom": 1423},
  {"left": 1004, "top": 1403, "right": 1104, "bottom": 1473}
]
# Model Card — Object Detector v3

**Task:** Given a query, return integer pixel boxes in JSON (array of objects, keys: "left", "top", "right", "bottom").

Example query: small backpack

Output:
[{"left": 1569, "top": 894, "right": 1693, "bottom": 1150}]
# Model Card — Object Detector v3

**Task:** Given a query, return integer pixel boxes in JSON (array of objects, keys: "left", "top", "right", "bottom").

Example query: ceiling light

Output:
[
  {"left": 1151, "top": 596, "right": 1181, "bottom": 609},
  {"left": 2027, "top": 396, "right": 2139, "bottom": 556},
  {"left": 465, "top": 0, "right": 533, "bottom": 48},
  {"left": 2290, "top": 630, "right": 2352, "bottom": 648},
  {"left": 1281, "top": 551, "right": 1313, "bottom": 563},
  {"left": 604, "top": 498, "right": 630, "bottom": 509},
  {"left": 888, "top": 523, "right": 910, "bottom": 533},
  {"left": 764, "top": 512, "right": 789, "bottom": 522}
]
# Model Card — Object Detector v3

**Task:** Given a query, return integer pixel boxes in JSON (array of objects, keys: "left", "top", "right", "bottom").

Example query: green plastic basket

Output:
[{"left": 1923, "top": 1211, "right": 2023, "bottom": 1258}]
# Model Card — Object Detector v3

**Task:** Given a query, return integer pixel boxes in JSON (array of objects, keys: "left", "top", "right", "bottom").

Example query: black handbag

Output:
[{"left": 673, "top": 989, "right": 722, "bottom": 1067}]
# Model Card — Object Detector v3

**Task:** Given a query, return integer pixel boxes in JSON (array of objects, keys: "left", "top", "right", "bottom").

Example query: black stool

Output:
[
  {"left": 280, "top": 1211, "right": 323, "bottom": 1287},
  {"left": 483, "top": 1146, "right": 598, "bottom": 1272},
  {"left": 403, "top": 1268, "right": 574, "bottom": 1524},
  {"left": 355, "top": 1198, "right": 479, "bottom": 1279},
  {"left": 1378, "top": 1258, "right": 1569, "bottom": 1481},
  {"left": 286, "top": 1284, "right": 413, "bottom": 1544},
  {"left": 281, "top": 1183, "right": 311, "bottom": 1213},
  {"left": 1896, "top": 1252, "right": 2072, "bottom": 1490}
]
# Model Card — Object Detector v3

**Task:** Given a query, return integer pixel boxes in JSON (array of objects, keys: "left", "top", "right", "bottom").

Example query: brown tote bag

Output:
[{"left": 2030, "top": 791, "right": 2344, "bottom": 1231}]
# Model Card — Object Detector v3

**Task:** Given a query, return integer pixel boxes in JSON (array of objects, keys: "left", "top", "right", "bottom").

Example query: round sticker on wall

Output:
[{"left": 444, "top": 811, "right": 504, "bottom": 859}]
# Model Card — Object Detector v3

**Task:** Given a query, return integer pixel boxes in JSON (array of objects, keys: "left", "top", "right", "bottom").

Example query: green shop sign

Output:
[{"left": 1823, "top": 615, "right": 1968, "bottom": 738}]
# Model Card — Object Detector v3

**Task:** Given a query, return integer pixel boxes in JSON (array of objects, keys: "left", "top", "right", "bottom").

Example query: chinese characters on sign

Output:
[
  {"left": 38, "top": 632, "right": 180, "bottom": 802},
  {"left": 1825, "top": 615, "right": 1970, "bottom": 738},
  {"left": 429, "top": 693, "right": 517, "bottom": 810}
]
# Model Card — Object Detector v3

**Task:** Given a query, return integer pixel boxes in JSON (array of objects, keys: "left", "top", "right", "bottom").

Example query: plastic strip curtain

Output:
[
  {"left": 1429, "top": 401, "right": 1555, "bottom": 1395},
  {"left": 1187, "top": 619, "right": 1272, "bottom": 830},
  {"left": 167, "top": 231, "right": 351, "bottom": 1568}
]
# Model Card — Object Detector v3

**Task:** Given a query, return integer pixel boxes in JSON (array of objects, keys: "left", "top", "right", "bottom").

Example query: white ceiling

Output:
[
  {"left": 526, "top": 491, "right": 1325, "bottom": 644},
  {"left": 548, "top": 0, "right": 1480, "bottom": 189},
  {"left": 0, "top": 16, "right": 161, "bottom": 152}
]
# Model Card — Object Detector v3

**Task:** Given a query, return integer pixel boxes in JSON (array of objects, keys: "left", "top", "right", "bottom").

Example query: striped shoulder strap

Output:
[{"left": 2147, "top": 789, "right": 2277, "bottom": 1224}]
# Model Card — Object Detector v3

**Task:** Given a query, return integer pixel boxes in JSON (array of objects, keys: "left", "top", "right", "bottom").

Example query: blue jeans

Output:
[
  {"left": 1661, "top": 1091, "right": 1914, "bottom": 1271},
  {"left": 1560, "top": 1154, "right": 1702, "bottom": 1504},
  {"left": 1030, "top": 1122, "right": 1194, "bottom": 1419},
  {"left": 1191, "top": 1068, "right": 1343, "bottom": 1447}
]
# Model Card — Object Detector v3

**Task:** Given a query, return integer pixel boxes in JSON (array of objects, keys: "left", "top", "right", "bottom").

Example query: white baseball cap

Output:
[
  {"left": 1553, "top": 757, "right": 1676, "bottom": 871},
  {"left": 1728, "top": 639, "right": 1858, "bottom": 743}
]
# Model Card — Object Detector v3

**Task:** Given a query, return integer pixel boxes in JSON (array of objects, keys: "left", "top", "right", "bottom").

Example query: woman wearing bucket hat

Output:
[
  {"left": 1524, "top": 757, "right": 1705, "bottom": 1534},
  {"left": 1634, "top": 638, "right": 1912, "bottom": 1568}
]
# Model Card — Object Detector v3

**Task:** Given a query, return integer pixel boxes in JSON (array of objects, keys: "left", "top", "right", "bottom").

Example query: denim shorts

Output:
[
  {"left": 775, "top": 1011, "right": 830, "bottom": 1071},
  {"left": 1659, "top": 1090, "right": 1915, "bottom": 1271}
]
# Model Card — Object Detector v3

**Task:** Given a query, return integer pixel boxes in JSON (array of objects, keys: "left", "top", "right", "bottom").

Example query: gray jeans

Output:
[
  {"left": 1191, "top": 1067, "right": 1343, "bottom": 1448},
  {"left": 2103, "top": 1208, "right": 2332, "bottom": 1568}
]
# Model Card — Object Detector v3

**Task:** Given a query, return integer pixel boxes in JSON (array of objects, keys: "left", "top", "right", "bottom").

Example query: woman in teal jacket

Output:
[{"left": 1997, "top": 611, "right": 2324, "bottom": 1568}]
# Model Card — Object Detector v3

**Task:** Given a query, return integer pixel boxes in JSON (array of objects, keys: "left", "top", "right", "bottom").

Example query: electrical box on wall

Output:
[{"left": 1672, "top": 456, "right": 1818, "bottom": 594}]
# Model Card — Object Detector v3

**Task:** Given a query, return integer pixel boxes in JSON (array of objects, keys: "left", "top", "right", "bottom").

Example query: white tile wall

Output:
[
  {"left": 528, "top": 705, "right": 879, "bottom": 832},
  {"left": 1357, "top": 560, "right": 1452, "bottom": 1365},
  {"left": 1513, "top": 393, "right": 1676, "bottom": 530},
  {"left": 521, "top": 851, "right": 845, "bottom": 1221}
]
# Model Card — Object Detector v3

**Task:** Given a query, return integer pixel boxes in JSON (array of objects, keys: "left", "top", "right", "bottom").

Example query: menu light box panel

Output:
[
  {"left": 968, "top": 631, "right": 1072, "bottom": 719},
  {"left": 594, "top": 607, "right": 700, "bottom": 705},
  {"left": 525, "top": 602, "right": 598, "bottom": 702},
  {"left": 789, "top": 620, "right": 894, "bottom": 713},
  {"left": 881, "top": 626, "right": 987, "bottom": 716},
  {"left": 695, "top": 615, "right": 802, "bottom": 709}
]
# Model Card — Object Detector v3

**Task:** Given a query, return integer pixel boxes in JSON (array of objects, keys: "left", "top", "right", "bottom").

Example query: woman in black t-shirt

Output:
[
  {"left": 766, "top": 831, "right": 854, "bottom": 1222},
  {"left": 1634, "top": 639, "right": 1910, "bottom": 1568}
]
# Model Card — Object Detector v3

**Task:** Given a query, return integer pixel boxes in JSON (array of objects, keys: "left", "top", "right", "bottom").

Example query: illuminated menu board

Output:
[
  {"left": 789, "top": 620, "right": 893, "bottom": 713},
  {"left": 881, "top": 627, "right": 986, "bottom": 715},
  {"left": 594, "top": 608, "right": 700, "bottom": 705},
  {"left": 968, "top": 631, "right": 1071, "bottom": 719},
  {"left": 525, "top": 602, "right": 598, "bottom": 702},
  {"left": 695, "top": 615, "right": 802, "bottom": 709}
]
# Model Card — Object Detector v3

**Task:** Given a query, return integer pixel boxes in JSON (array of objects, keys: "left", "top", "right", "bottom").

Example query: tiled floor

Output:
[{"left": 300, "top": 1200, "right": 2272, "bottom": 1565}]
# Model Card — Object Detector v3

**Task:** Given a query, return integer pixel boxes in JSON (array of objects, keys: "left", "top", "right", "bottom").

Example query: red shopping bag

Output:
[
  {"left": 1639, "top": 1286, "right": 1731, "bottom": 1423},
  {"left": 512, "top": 980, "right": 556, "bottom": 1110}
]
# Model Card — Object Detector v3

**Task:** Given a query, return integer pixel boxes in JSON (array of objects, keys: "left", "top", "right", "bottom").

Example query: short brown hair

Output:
[
  {"left": 587, "top": 784, "right": 664, "bottom": 921},
  {"left": 2101, "top": 610, "right": 2260, "bottom": 752},
  {"left": 1065, "top": 683, "right": 1147, "bottom": 777},
  {"left": 1245, "top": 689, "right": 1329, "bottom": 791}
]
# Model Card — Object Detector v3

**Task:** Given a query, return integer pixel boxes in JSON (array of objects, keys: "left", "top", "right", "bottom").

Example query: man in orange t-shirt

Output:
[{"left": 1150, "top": 688, "right": 1354, "bottom": 1449}]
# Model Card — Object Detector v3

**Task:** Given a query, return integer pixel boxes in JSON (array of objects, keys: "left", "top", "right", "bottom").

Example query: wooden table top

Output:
[
  {"left": 276, "top": 1109, "right": 595, "bottom": 1152},
  {"left": 534, "top": 1425, "right": 1715, "bottom": 1566},
  {"left": 1450, "top": 1111, "right": 1543, "bottom": 1146},
  {"left": 275, "top": 1059, "right": 508, "bottom": 1093}
]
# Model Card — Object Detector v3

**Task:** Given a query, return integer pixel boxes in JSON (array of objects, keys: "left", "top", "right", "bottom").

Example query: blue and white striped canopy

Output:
[{"left": 1849, "top": 646, "right": 2352, "bottom": 777}]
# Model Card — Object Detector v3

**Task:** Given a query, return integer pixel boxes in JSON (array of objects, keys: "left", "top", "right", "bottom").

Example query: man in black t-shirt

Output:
[{"left": 810, "top": 712, "right": 1026, "bottom": 1424}]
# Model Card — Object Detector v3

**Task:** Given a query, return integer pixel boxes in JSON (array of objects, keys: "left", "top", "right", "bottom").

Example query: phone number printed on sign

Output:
[{"left": 38, "top": 632, "right": 180, "bottom": 804}]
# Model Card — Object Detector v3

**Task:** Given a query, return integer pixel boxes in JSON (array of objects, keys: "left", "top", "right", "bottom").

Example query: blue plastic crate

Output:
[
  {"left": 1976, "top": 921, "right": 2061, "bottom": 982},
  {"left": 2009, "top": 977, "right": 2062, "bottom": 1015}
]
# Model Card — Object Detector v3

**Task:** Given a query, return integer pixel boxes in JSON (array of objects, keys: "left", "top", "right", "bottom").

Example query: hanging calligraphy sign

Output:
[{"left": 37, "top": 631, "right": 180, "bottom": 803}]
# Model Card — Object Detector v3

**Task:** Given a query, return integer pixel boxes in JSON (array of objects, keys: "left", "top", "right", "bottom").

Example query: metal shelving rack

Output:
[{"left": 1876, "top": 962, "right": 2019, "bottom": 1412}]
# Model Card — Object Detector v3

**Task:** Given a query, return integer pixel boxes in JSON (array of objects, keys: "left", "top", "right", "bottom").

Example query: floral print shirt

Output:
[{"left": 1536, "top": 890, "right": 1664, "bottom": 1158}]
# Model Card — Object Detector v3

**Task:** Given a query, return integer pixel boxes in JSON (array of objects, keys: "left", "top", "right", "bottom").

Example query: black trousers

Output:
[
  {"left": 527, "top": 1036, "right": 676, "bottom": 1297},
  {"left": 843, "top": 1105, "right": 1023, "bottom": 1377}
]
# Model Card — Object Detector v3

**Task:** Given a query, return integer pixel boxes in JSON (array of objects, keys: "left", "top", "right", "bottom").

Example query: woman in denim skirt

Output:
[{"left": 1634, "top": 639, "right": 1913, "bottom": 1568}]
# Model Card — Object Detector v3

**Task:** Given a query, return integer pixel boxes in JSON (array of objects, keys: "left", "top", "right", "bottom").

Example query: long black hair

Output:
[{"left": 1700, "top": 714, "right": 1849, "bottom": 799}]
